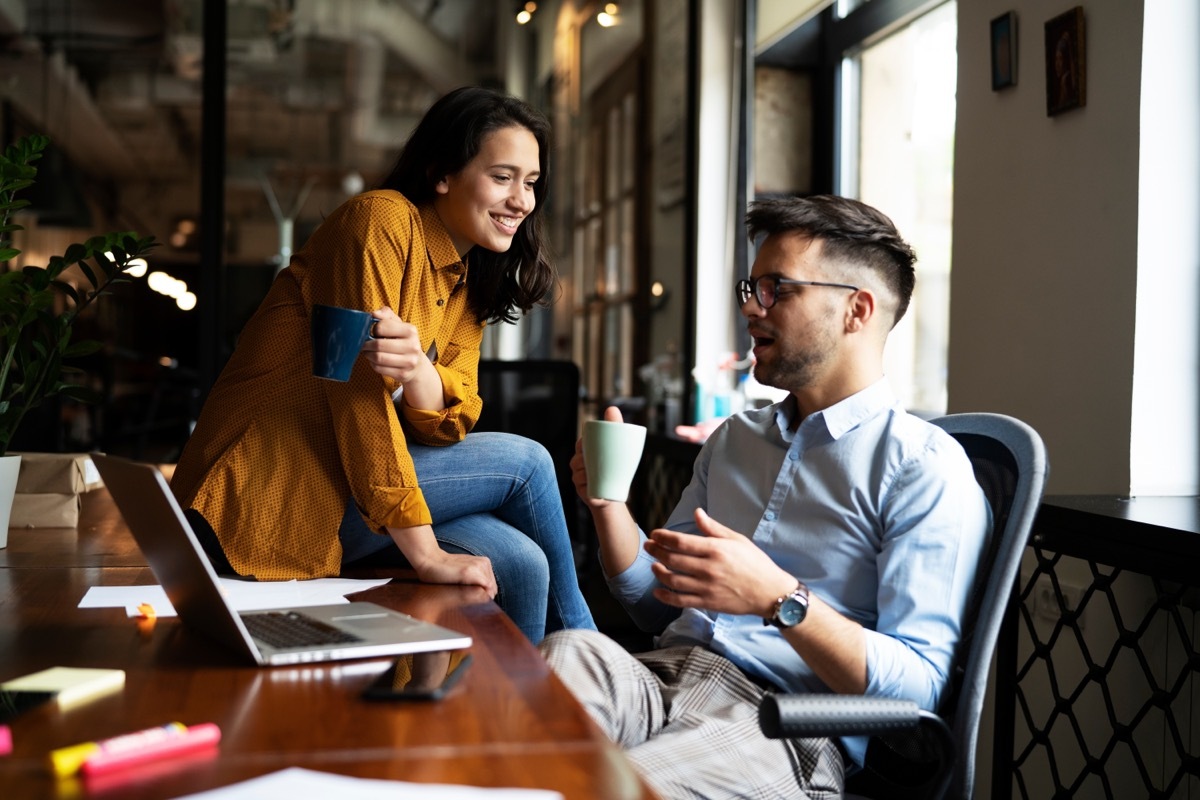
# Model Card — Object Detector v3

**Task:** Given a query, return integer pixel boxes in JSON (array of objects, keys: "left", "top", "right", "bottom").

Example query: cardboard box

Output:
[
  {"left": 8, "top": 453, "right": 102, "bottom": 528},
  {"left": 10, "top": 493, "right": 82, "bottom": 528},
  {"left": 13, "top": 453, "right": 102, "bottom": 495}
]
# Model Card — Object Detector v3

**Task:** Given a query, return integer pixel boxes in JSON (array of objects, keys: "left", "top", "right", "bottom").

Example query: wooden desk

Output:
[{"left": 0, "top": 488, "right": 655, "bottom": 799}]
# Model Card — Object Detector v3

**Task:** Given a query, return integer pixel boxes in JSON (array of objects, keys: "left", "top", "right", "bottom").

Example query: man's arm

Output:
[{"left": 645, "top": 508, "right": 867, "bottom": 694}]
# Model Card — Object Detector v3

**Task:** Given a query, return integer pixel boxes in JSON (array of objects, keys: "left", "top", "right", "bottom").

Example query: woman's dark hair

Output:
[
  {"left": 377, "top": 86, "right": 556, "bottom": 325},
  {"left": 746, "top": 195, "right": 917, "bottom": 326}
]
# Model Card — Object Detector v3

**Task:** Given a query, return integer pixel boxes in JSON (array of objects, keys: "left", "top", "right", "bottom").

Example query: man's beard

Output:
[{"left": 753, "top": 351, "right": 822, "bottom": 392}]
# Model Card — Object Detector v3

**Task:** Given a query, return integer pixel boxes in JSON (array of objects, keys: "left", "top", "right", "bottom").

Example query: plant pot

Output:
[{"left": 0, "top": 454, "right": 20, "bottom": 548}]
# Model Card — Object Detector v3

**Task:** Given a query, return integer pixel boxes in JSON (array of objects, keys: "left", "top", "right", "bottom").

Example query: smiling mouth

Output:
[{"left": 492, "top": 214, "right": 521, "bottom": 232}]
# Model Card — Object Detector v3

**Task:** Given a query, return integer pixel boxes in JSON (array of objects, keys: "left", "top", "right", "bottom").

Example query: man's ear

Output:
[{"left": 845, "top": 289, "right": 876, "bottom": 333}]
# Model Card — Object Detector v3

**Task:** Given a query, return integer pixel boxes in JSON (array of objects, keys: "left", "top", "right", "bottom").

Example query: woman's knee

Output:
[
  {"left": 441, "top": 525, "right": 550, "bottom": 588},
  {"left": 474, "top": 432, "right": 554, "bottom": 479},
  {"left": 491, "top": 538, "right": 550, "bottom": 590}
]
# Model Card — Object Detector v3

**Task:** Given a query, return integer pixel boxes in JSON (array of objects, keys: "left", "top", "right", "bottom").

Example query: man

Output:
[{"left": 540, "top": 195, "right": 991, "bottom": 799}]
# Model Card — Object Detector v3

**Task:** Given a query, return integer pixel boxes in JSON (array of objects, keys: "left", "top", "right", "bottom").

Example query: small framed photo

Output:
[
  {"left": 991, "top": 12, "right": 1017, "bottom": 90},
  {"left": 1044, "top": 6, "right": 1086, "bottom": 116}
]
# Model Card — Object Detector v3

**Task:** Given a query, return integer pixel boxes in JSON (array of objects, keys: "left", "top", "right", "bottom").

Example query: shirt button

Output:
[
  {"left": 789, "top": 452, "right": 799, "bottom": 461},
  {"left": 436, "top": 298, "right": 444, "bottom": 306},
  {"left": 764, "top": 511, "right": 776, "bottom": 522}
]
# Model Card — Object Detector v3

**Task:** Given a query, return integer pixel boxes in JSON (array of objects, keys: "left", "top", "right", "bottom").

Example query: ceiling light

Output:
[
  {"left": 516, "top": 2, "right": 536, "bottom": 24},
  {"left": 176, "top": 291, "right": 197, "bottom": 311},
  {"left": 597, "top": 2, "right": 619, "bottom": 27}
]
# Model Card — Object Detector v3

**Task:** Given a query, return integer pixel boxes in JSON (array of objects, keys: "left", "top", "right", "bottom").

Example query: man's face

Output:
[{"left": 741, "top": 233, "right": 850, "bottom": 393}]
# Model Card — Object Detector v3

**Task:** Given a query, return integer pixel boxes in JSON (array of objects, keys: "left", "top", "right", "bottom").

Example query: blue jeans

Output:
[{"left": 338, "top": 431, "right": 596, "bottom": 643}]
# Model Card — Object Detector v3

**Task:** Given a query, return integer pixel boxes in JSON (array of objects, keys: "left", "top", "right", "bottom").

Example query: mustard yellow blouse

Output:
[{"left": 171, "top": 191, "right": 485, "bottom": 579}]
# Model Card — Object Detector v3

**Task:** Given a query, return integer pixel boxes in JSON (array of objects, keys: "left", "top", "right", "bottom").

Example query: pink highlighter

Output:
[{"left": 76, "top": 722, "right": 221, "bottom": 778}]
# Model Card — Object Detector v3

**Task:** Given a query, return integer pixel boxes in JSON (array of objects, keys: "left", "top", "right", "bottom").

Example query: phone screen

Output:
[
  {"left": 362, "top": 650, "right": 472, "bottom": 701},
  {"left": 0, "top": 689, "right": 56, "bottom": 724}
]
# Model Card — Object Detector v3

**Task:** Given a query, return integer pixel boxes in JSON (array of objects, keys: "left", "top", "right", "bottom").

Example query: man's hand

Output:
[
  {"left": 570, "top": 405, "right": 625, "bottom": 509},
  {"left": 644, "top": 508, "right": 795, "bottom": 618}
]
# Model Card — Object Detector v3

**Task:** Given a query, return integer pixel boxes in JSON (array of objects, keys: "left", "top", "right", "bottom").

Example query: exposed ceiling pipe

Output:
[
  {"left": 291, "top": 0, "right": 478, "bottom": 93},
  {"left": 0, "top": 5, "right": 136, "bottom": 178},
  {"left": 344, "top": 35, "right": 422, "bottom": 151}
]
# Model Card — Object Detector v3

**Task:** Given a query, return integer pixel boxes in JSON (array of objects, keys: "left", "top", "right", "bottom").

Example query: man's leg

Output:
[
  {"left": 539, "top": 629, "right": 667, "bottom": 748},
  {"left": 628, "top": 646, "right": 844, "bottom": 800},
  {"left": 541, "top": 630, "right": 843, "bottom": 800}
]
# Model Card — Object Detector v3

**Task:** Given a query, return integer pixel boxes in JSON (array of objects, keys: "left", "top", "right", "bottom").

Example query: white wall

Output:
[
  {"left": 949, "top": 0, "right": 1146, "bottom": 494},
  {"left": 1130, "top": 0, "right": 1200, "bottom": 495}
]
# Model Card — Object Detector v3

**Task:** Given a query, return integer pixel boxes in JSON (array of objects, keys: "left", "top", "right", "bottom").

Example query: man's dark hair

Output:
[
  {"left": 378, "top": 86, "right": 555, "bottom": 325},
  {"left": 745, "top": 195, "right": 917, "bottom": 325}
]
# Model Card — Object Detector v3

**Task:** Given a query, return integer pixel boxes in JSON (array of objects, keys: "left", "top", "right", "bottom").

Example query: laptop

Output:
[{"left": 91, "top": 453, "right": 472, "bottom": 666}]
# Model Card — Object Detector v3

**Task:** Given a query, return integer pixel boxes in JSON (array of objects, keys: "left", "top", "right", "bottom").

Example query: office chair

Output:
[{"left": 759, "top": 412, "right": 1049, "bottom": 800}]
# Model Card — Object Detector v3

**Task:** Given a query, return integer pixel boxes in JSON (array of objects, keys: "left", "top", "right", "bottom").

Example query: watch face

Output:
[{"left": 778, "top": 596, "right": 807, "bottom": 627}]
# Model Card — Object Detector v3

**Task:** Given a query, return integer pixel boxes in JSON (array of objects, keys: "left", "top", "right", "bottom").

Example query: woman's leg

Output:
[
  {"left": 412, "top": 432, "right": 596, "bottom": 638},
  {"left": 432, "top": 512, "right": 549, "bottom": 642},
  {"left": 338, "top": 498, "right": 550, "bottom": 641},
  {"left": 338, "top": 432, "right": 596, "bottom": 642}
]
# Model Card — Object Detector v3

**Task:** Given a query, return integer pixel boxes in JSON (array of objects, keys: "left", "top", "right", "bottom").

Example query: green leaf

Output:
[
  {"left": 76, "top": 258, "right": 98, "bottom": 288},
  {"left": 60, "top": 385, "right": 102, "bottom": 403},
  {"left": 64, "top": 339, "right": 103, "bottom": 358},
  {"left": 63, "top": 243, "right": 88, "bottom": 264}
]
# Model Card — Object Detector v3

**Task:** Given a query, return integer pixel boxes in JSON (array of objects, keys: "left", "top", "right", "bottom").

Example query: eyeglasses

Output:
[{"left": 736, "top": 275, "right": 859, "bottom": 309}]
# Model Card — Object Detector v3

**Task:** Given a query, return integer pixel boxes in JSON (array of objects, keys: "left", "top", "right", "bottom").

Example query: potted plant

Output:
[{"left": 0, "top": 133, "right": 156, "bottom": 542}]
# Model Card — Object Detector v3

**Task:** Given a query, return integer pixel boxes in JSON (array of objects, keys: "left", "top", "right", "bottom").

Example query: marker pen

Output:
[
  {"left": 0, "top": 724, "right": 11, "bottom": 756},
  {"left": 49, "top": 722, "right": 219, "bottom": 778},
  {"left": 79, "top": 722, "right": 221, "bottom": 778}
]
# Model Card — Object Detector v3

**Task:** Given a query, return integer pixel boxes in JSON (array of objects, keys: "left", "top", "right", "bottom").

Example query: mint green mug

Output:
[{"left": 582, "top": 420, "right": 647, "bottom": 502}]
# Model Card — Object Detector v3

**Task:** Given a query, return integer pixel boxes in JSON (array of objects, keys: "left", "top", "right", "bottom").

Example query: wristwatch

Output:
[{"left": 764, "top": 580, "right": 810, "bottom": 629}]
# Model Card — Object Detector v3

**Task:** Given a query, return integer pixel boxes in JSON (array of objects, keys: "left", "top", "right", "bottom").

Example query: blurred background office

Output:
[
  {"left": 2, "top": 2, "right": 1198, "bottom": 798},
  {"left": 0, "top": 0, "right": 964, "bottom": 461}
]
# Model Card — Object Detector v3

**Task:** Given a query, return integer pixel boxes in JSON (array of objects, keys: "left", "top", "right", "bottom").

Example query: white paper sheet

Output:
[
  {"left": 78, "top": 578, "right": 393, "bottom": 617},
  {"left": 172, "top": 768, "right": 565, "bottom": 800}
]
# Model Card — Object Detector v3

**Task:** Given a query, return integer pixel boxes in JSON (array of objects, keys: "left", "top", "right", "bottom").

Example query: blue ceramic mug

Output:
[{"left": 310, "top": 304, "right": 379, "bottom": 382}]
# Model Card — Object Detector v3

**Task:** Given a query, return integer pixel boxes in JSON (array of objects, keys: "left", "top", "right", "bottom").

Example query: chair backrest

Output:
[
  {"left": 929, "top": 413, "right": 1048, "bottom": 799},
  {"left": 473, "top": 359, "right": 582, "bottom": 543}
]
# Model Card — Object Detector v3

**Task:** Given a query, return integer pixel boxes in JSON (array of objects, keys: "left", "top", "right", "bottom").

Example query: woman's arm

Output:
[{"left": 387, "top": 522, "right": 498, "bottom": 598}]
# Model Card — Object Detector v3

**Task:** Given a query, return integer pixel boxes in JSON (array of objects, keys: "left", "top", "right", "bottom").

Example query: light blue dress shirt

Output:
[{"left": 607, "top": 379, "right": 991, "bottom": 765}]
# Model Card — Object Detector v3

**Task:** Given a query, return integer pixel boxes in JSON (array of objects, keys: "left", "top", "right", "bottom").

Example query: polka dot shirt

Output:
[{"left": 171, "top": 191, "right": 485, "bottom": 579}]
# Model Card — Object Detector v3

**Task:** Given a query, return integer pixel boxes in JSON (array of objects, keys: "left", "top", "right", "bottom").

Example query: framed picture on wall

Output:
[
  {"left": 1044, "top": 6, "right": 1086, "bottom": 116},
  {"left": 991, "top": 11, "right": 1017, "bottom": 90}
]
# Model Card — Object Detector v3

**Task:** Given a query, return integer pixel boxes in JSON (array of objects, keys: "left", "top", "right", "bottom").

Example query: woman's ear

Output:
[{"left": 434, "top": 176, "right": 450, "bottom": 195}]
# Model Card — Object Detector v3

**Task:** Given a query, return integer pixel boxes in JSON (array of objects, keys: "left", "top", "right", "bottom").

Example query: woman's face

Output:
[{"left": 434, "top": 125, "right": 540, "bottom": 257}]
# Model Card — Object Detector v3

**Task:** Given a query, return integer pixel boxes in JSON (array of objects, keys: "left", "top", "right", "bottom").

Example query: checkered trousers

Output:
[{"left": 539, "top": 629, "right": 844, "bottom": 800}]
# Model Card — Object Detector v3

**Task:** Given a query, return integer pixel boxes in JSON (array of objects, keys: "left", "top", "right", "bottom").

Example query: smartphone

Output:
[
  {"left": 362, "top": 650, "right": 472, "bottom": 701},
  {"left": 0, "top": 689, "right": 57, "bottom": 724}
]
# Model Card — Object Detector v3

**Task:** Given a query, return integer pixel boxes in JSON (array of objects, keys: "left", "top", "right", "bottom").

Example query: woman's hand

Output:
[
  {"left": 361, "top": 307, "right": 429, "bottom": 385},
  {"left": 387, "top": 524, "right": 498, "bottom": 599},
  {"left": 362, "top": 307, "right": 446, "bottom": 410}
]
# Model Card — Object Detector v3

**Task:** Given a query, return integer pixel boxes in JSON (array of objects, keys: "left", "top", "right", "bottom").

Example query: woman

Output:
[{"left": 171, "top": 87, "right": 595, "bottom": 643}]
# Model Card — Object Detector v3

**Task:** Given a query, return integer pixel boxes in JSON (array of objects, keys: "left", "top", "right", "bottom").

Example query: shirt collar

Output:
[
  {"left": 774, "top": 378, "right": 899, "bottom": 441},
  {"left": 418, "top": 202, "right": 465, "bottom": 272}
]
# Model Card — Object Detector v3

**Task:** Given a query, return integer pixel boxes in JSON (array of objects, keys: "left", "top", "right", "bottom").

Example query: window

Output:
[{"left": 840, "top": 1, "right": 957, "bottom": 414}]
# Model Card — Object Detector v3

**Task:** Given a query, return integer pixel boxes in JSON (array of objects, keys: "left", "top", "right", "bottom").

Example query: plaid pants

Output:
[{"left": 539, "top": 629, "right": 844, "bottom": 800}]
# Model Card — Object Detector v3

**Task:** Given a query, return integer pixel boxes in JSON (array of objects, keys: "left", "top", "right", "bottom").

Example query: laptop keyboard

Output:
[{"left": 242, "top": 611, "right": 364, "bottom": 649}]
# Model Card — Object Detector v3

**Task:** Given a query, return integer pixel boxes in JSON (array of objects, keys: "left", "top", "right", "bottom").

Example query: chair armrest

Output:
[
  {"left": 759, "top": 695, "right": 956, "bottom": 800},
  {"left": 758, "top": 694, "right": 922, "bottom": 738}
]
